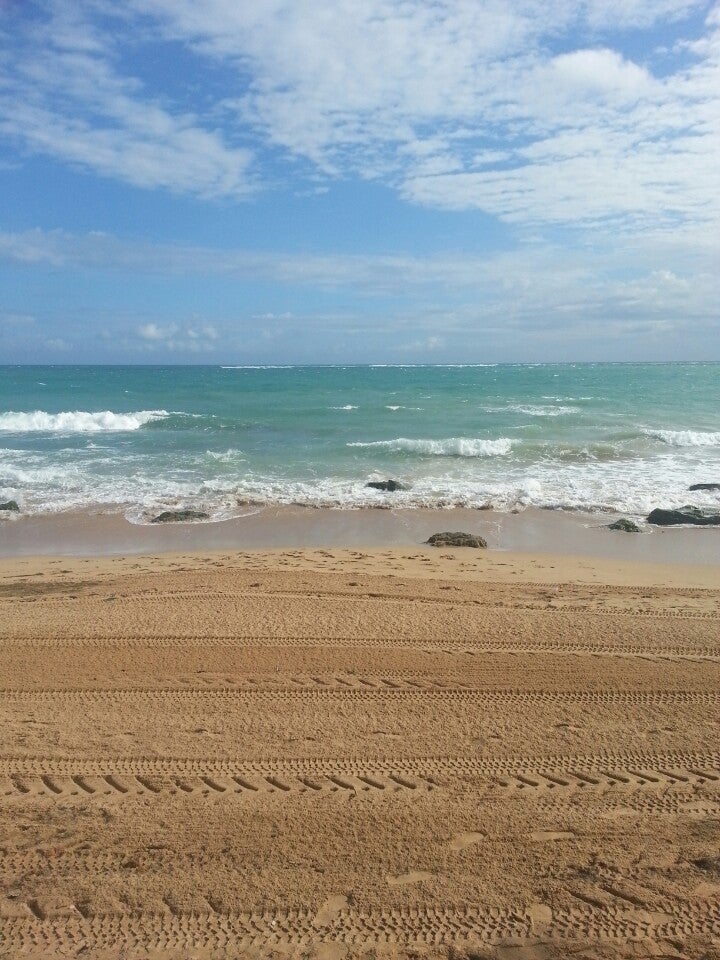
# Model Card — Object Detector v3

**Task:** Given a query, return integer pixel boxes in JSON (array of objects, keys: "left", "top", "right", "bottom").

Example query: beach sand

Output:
[{"left": 0, "top": 545, "right": 718, "bottom": 958}]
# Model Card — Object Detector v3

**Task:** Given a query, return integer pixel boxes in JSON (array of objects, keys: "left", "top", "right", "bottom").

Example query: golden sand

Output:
[{"left": 0, "top": 547, "right": 718, "bottom": 958}]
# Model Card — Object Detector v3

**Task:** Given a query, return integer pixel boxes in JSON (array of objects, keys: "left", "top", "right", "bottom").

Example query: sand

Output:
[
  {"left": 0, "top": 546, "right": 718, "bottom": 959},
  {"left": 4, "top": 506, "right": 720, "bottom": 567}
]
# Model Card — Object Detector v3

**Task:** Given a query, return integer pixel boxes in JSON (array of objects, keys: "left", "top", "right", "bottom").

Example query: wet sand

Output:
[
  {"left": 0, "top": 546, "right": 718, "bottom": 958},
  {"left": 2, "top": 504, "right": 720, "bottom": 566}
]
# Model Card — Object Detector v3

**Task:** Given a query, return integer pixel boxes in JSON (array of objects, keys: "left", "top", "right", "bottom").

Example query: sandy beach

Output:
[
  {"left": 0, "top": 542, "right": 718, "bottom": 959},
  {"left": 4, "top": 0, "right": 720, "bottom": 951}
]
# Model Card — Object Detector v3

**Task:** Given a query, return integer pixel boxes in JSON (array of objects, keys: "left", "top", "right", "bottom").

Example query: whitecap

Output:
[
  {"left": 206, "top": 448, "right": 246, "bottom": 462},
  {"left": 0, "top": 410, "right": 169, "bottom": 433},
  {"left": 347, "top": 437, "right": 513, "bottom": 457},
  {"left": 484, "top": 403, "right": 579, "bottom": 417},
  {"left": 645, "top": 429, "right": 720, "bottom": 447}
]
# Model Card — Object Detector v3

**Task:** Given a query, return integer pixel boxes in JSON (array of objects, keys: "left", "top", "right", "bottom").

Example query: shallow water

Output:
[{"left": 1, "top": 363, "right": 719, "bottom": 520}]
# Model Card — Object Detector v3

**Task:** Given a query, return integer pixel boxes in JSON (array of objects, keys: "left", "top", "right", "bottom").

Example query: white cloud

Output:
[
  {"left": 109, "top": 0, "right": 720, "bottom": 235},
  {"left": 136, "top": 319, "right": 219, "bottom": 352},
  {"left": 0, "top": 0, "right": 714, "bottom": 243},
  {"left": 138, "top": 322, "right": 171, "bottom": 341},
  {"left": 0, "top": 4, "right": 254, "bottom": 197},
  {"left": 2, "top": 228, "right": 718, "bottom": 350},
  {"left": 187, "top": 324, "right": 218, "bottom": 340},
  {"left": 43, "top": 337, "right": 69, "bottom": 351},
  {"left": 402, "top": 25, "right": 720, "bottom": 229},
  {"left": 581, "top": 0, "right": 705, "bottom": 29},
  {"left": 548, "top": 48, "right": 654, "bottom": 100},
  {"left": 0, "top": 1, "right": 718, "bottom": 252}
]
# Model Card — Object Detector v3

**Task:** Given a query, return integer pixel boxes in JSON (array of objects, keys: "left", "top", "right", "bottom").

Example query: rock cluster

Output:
[
  {"left": 647, "top": 506, "right": 720, "bottom": 526},
  {"left": 365, "top": 480, "right": 408, "bottom": 492},
  {"left": 426, "top": 532, "right": 487, "bottom": 548},
  {"left": 150, "top": 509, "right": 210, "bottom": 523},
  {"left": 0, "top": 500, "right": 19, "bottom": 512},
  {"left": 608, "top": 518, "right": 641, "bottom": 533}
]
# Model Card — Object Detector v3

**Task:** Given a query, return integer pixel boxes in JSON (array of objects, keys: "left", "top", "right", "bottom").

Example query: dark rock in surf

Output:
[
  {"left": 366, "top": 479, "right": 408, "bottom": 492},
  {"left": 608, "top": 518, "right": 641, "bottom": 533},
  {"left": 647, "top": 506, "right": 720, "bottom": 526},
  {"left": 689, "top": 483, "right": 720, "bottom": 491},
  {"left": 0, "top": 500, "right": 19, "bottom": 512},
  {"left": 150, "top": 509, "right": 210, "bottom": 523},
  {"left": 426, "top": 531, "right": 487, "bottom": 548}
]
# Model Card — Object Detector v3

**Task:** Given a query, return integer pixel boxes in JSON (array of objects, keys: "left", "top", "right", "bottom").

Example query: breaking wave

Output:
[
  {"left": 347, "top": 437, "right": 513, "bottom": 457},
  {"left": 645, "top": 429, "right": 720, "bottom": 447},
  {"left": 0, "top": 410, "right": 170, "bottom": 433}
]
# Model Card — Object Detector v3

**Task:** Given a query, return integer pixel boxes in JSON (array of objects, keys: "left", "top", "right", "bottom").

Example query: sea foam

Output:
[
  {"left": 0, "top": 410, "right": 169, "bottom": 433},
  {"left": 347, "top": 437, "right": 513, "bottom": 457},
  {"left": 645, "top": 429, "right": 720, "bottom": 447}
]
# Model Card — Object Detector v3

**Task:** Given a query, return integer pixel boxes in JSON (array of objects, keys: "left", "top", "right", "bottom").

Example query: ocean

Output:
[{"left": 1, "top": 363, "right": 719, "bottom": 523}]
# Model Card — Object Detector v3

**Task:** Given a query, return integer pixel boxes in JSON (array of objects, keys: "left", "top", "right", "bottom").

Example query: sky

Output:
[{"left": 0, "top": 0, "right": 718, "bottom": 364}]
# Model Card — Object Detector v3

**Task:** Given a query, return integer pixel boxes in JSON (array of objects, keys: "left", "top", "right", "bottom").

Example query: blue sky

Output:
[{"left": 1, "top": 0, "right": 718, "bottom": 363}]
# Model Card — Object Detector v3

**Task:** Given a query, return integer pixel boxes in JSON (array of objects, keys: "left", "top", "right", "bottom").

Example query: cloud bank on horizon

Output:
[{"left": 0, "top": 0, "right": 718, "bottom": 362}]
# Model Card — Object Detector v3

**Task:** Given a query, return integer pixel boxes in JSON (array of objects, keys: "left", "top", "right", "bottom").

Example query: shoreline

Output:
[{"left": 1, "top": 502, "right": 719, "bottom": 567}]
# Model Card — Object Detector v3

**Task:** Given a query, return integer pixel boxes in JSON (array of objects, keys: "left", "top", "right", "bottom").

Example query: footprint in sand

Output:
[
  {"left": 313, "top": 894, "right": 349, "bottom": 928},
  {"left": 449, "top": 831, "right": 486, "bottom": 851},
  {"left": 386, "top": 870, "right": 433, "bottom": 886}
]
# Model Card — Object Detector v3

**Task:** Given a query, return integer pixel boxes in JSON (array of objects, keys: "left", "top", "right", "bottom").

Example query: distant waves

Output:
[{"left": 2, "top": 363, "right": 720, "bottom": 521}]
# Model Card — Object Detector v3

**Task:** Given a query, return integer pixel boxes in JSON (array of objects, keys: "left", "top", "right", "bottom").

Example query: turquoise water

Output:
[{"left": 1, "top": 364, "right": 719, "bottom": 521}]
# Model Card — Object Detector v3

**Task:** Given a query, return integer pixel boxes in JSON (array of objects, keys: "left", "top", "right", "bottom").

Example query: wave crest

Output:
[
  {"left": 0, "top": 410, "right": 169, "bottom": 433},
  {"left": 645, "top": 429, "right": 720, "bottom": 447},
  {"left": 347, "top": 437, "right": 513, "bottom": 457}
]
